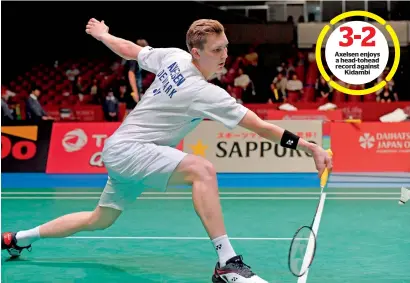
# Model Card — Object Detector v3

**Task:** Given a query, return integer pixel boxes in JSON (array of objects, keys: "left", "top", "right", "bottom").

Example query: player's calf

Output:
[
  {"left": 2, "top": 206, "right": 121, "bottom": 258},
  {"left": 171, "top": 155, "right": 225, "bottom": 237}
]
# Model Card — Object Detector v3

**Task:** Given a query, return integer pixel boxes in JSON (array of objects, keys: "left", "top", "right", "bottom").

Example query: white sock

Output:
[
  {"left": 15, "top": 226, "right": 40, "bottom": 247},
  {"left": 212, "top": 234, "right": 236, "bottom": 267}
]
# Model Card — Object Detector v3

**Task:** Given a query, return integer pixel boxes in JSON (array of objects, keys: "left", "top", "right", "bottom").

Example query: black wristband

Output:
[{"left": 280, "top": 130, "right": 300, "bottom": 149}]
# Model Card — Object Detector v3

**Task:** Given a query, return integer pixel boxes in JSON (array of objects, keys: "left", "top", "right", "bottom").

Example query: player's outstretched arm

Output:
[
  {"left": 239, "top": 110, "right": 332, "bottom": 177},
  {"left": 85, "top": 18, "right": 143, "bottom": 60}
]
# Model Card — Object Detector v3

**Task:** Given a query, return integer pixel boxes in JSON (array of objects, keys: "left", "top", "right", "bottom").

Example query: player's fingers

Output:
[
  {"left": 90, "top": 18, "right": 99, "bottom": 23},
  {"left": 327, "top": 156, "right": 333, "bottom": 170},
  {"left": 317, "top": 164, "right": 325, "bottom": 178}
]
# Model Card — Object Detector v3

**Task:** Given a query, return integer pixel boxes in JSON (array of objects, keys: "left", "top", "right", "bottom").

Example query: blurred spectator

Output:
[
  {"left": 296, "top": 51, "right": 305, "bottom": 67},
  {"left": 286, "top": 59, "right": 296, "bottom": 78},
  {"left": 73, "top": 75, "right": 87, "bottom": 96},
  {"left": 123, "top": 38, "right": 149, "bottom": 104},
  {"left": 286, "top": 73, "right": 303, "bottom": 103},
  {"left": 244, "top": 46, "right": 258, "bottom": 67},
  {"left": 316, "top": 76, "right": 331, "bottom": 102},
  {"left": 89, "top": 79, "right": 102, "bottom": 105},
  {"left": 234, "top": 68, "right": 255, "bottom": 101},
  {"left": 378, "top": 83, "right": 398, "bottom": 103},
  {"left": 66, "top": 64, "right": 80, "bottom": 84},
  {"left": 116, "top": 81, "right": 137, "bottom": 117},
  {"left": 376, "top": 68, "right": 395, "bottom": 97},
  {"left": 277, "top": 61, "right": 287, "bottom": 74},
  {"left": 308, "top": 44, "right": 316, "bottom": 63},
  {"left": 2, "top": 90, "right": 14, "bottom": 122},
  {"left": 103, "top": 88, "right": 119, "bottom": 121},
  {"left": 26, "top": 85, "right": 54, "bottom": 121},
  {"left": 271, "top": 72, "right": 288, "bottom": 100},
  {"left": 234, "top": 68, "right": 251, "bottom": 90}
]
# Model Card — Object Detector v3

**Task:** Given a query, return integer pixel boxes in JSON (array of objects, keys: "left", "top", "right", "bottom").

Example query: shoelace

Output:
[{"left": 228, "top": 261, "right": 255, "bottom": 277}]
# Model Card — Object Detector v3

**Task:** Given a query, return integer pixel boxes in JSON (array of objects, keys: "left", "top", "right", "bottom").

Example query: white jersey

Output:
[{"left": 105, "top": 46, "right": 248, "bottom": 148}]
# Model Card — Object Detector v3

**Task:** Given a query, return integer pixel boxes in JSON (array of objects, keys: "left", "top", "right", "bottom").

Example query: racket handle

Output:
[{"left": 320, "top": 149, "right": 333, "bottom": 188}]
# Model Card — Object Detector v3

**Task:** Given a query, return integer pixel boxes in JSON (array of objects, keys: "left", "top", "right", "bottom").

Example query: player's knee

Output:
[
  {"left": 87, "top": 207, "right": 120, "bottom": 231},
  {"left": 202, "top": 160, "right": 216, "bottom": 180},
  {"left": 89, "top": 218, "right": 115, "bottom": 231},
  {"left": 191, "top": 158, "right": 216, "bottom": 182}
]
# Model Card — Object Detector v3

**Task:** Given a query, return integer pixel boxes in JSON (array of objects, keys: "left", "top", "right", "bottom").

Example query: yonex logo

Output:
[
  {"left": 286, "top": 140, "right": 294, "bottom": 145},
  {"left": 216, "top": 244, "right": 222, "bottom": 250},
  {"left": 62, "top": 129, "right": 88, "bottom": 152},
  {"left": 359, "top": 133, "right": 375, "bottom": 149}
]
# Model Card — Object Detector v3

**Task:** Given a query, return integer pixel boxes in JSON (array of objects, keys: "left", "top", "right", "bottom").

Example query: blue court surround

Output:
[
  {"left": 1, "top": 173, "right": 320, "bottom": 189},
  {"left": 3, "top": 172, "right": 409, "bottom": 189}
]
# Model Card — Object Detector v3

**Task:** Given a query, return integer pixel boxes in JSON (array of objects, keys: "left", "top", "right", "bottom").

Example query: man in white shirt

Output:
[{"left": 2, "top": 18, "right": 332, "bottom": 283}]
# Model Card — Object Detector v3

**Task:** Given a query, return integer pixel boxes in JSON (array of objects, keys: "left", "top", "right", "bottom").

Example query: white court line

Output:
[
  {"left": 327, "top": 197, "right": 398, "bottom": 200},
  {"left": 297, "top": 193, "right": 326, "bottom": 283},
  {"left": 1, "top": 196, "right": 399, "bottom": 200},
  {"left": 1, "top": 192, "right": 397, "bottom": 195},
  {"left": 0, "top": 196, "right": 320, "bottom": 200},
  {"left": 67, "top": 236, "right": 300, "bottom": 241}
]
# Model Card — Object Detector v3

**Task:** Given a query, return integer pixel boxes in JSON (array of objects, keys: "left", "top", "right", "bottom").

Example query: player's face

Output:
[{"left": 198, "top": 32, "right": 228, "bottom": 76}]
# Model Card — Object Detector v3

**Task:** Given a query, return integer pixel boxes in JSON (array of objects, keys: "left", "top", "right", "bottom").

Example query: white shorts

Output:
[{"left": 99, "top": 141, "right": 187, "bottom": 211}]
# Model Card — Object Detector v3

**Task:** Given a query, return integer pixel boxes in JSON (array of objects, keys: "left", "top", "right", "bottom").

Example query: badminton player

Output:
[{"left": 2, "top": 18, "right": 332, "bottom": 283}]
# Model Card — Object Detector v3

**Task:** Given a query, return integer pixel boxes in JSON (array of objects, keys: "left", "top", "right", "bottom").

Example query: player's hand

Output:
[
  {"left": 311, "top": 145, "right": 333, "bottom": 178},
  {"left": 85, "top": 18, "right": 109, "bottom": 41}
]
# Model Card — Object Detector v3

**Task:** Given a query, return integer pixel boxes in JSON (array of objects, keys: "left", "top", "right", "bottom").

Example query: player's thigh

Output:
[
  {"left": 167, "top": 154, "right": 216, "bottom": 186},
  {"left": 98, "top": 175, "right": 144, "bottom": 211}
]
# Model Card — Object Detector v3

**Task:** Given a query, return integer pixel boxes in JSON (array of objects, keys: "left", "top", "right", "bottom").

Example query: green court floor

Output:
[{"left": 1, "top": 187, "right": 409, "bottom": 283}]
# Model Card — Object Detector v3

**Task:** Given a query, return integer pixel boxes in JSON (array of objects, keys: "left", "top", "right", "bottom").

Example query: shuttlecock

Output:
[{"left": 398, "top": 187, "right": 409, "bottom": 205}]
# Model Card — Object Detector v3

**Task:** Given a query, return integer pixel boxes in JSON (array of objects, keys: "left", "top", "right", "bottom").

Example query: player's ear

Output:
[{"left": 191, "top": 48, "right": 201, "bottom": 60}]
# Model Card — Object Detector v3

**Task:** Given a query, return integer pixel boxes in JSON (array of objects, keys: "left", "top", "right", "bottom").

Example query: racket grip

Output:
[{"left": 320, "top": 149, "right": 333, "bottom": 188}]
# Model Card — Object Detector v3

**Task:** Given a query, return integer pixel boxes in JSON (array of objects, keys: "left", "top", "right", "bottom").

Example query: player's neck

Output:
[{"left": 192, "top": 59, "right": 213, "bottom": 80}]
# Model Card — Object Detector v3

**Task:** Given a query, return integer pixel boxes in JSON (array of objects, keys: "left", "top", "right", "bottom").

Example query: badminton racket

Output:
[{"left": 288, "top": 149, "right": 333, "bottom": 277}]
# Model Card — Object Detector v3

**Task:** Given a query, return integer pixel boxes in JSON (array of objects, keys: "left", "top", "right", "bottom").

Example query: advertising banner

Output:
[
  {"left": 46, "top": 123, "right": 121, "bottom": 173},
  {"left": 331, "top": 122, "right": 410, "bottom": 172},
  {"left": 183, "top": 120, "right": 323, "bottom": 173},
  {"left": 46, "top": 123, "right": 184, "bottom": 174},
  {"left": 246, "top": 102, "right": 410, "bottom": 121},
  {"left": 266, "top": 109, "right": 343, "bottom": 121},
  {"left": 266, "top": 110, "right": 343, "bottom": 135},
  {"left": 1, "top": 121, "right": 53, "bottom": 172}
]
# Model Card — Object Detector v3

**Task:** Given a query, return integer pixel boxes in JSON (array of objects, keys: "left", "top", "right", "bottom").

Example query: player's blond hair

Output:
[{"left": 186, "top": 19, "right": 225, "bottom": 52}]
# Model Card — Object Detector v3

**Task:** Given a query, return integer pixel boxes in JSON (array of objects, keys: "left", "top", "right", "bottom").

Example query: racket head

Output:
[{"left": 288, "top": 225, "right": 317, "bottom": 277}]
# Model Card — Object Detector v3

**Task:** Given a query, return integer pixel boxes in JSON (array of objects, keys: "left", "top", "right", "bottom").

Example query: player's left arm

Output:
[{"left": 238, "top": 110, "right": 315, "bottom": 154}]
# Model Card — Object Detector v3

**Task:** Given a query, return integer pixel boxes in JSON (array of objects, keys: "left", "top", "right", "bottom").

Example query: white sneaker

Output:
[
  {"left": 399, "top": 187, "right": 409, "bottom": 205},
  {"left": 212, "top": 255, "right": 269, "bottom": 283}
]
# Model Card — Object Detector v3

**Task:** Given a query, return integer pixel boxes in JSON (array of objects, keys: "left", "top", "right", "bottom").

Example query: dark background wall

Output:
[{"left": 1, "top": 1, "right": 259, "bottom": 83}]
